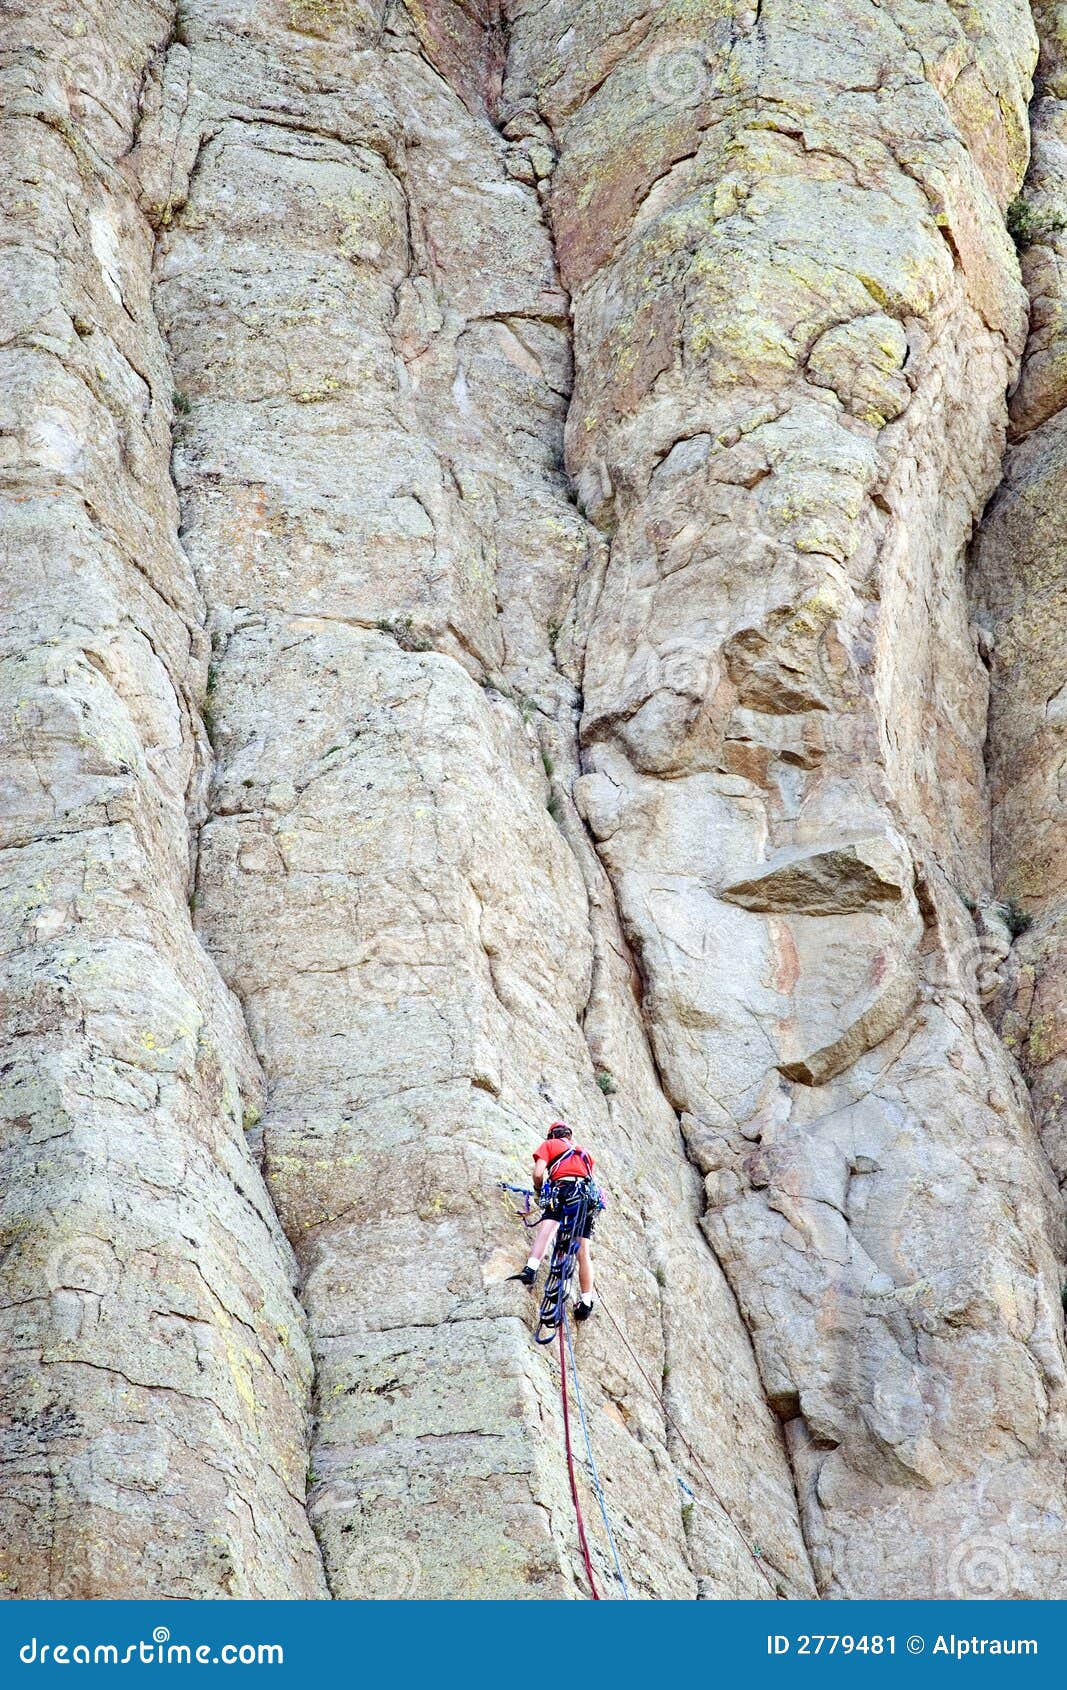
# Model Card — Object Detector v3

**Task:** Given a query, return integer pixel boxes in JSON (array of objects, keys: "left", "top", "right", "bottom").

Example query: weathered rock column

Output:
[
  {"left": 505, "top": 0, "right": 1067, "bottom": 1594},
  {"left": 0, "top": 3, "right": 326, "bottom": 1596},
  {"left": 972, "top": 0, "right": 1067, "bottom": 1195}
]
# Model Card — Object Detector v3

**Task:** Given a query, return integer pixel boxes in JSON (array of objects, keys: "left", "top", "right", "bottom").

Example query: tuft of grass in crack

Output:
[
  {"left": 376, "top": 615, "right": 432, "bottom": 653},
  {"left": 200, "top": 663, "right": 219, "bottom": 737},
  {"left": 596, "top": 1069, "right": 617, "bottom": 1096},
  {"left": 481, "top": 677, "right": 536, "bottom": 721},
  {"left": 173, "top": 389, "right": 192, "bottom": 415},
  {"left": 541, "top": 749, "right": 554, "bottom": 778},
  {"left": 1000, "top": 897, "right": 1033, "bottom": 938}
]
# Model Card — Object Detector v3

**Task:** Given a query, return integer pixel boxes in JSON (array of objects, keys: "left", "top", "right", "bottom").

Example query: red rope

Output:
[
  {"left": 599, "top": 1291, "right": 779, "bottom": 1598},
  {"left": 559, "top": 1325, "right": 600, "bottom": 1599}
]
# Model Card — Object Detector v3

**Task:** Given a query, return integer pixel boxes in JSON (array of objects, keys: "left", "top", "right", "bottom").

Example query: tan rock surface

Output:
[
  {"left": 0, "top": 1, "right": 325, "bottom": 1597},
  {"left": 509, "top": 0, "right": 1067, "bottom": 1596},
  {"left": 136, "top": 0, "right": 809, "bottom": 1599},
  {"left": 1, "top": 0, "right": 1066, "bottom": 1602},
  {"left": 972, "top": 0, "right": 1067, "bottom": 1216}
]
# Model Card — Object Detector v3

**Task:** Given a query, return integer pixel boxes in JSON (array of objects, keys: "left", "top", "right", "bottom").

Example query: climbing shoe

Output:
[
  {"left": 575, "top": 1294, "right": 596, "bottom": 1322},
  {"left": 511, "top": 1265, "right": 538, "bottom": 1286}
]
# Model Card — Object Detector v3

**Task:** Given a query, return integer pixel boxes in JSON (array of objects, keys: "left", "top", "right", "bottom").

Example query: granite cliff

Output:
[{"left": 1, "top": 0, "right": 1066, "bottom": 1599}]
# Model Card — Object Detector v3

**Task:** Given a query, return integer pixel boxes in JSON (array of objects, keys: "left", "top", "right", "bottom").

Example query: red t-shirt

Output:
[{"left": 534, "top": 1139, "right": 594, "bottom": 1181}]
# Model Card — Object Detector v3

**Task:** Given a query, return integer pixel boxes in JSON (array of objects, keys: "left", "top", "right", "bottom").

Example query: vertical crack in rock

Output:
[
  {"left": 537, "top": 697, "right": 812, "bottom": 1596},
  {"left": 505, "top": 0, "right": 1067, "bottom": 1596},
  {"left": 0, "top": 1, "right": 326, "bottom": 1597},
  {"left": 971, "top": 0, "right": 1067, "bottom": 1221}
]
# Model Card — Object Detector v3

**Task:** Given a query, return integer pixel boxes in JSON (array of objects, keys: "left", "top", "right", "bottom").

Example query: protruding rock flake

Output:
[{"left": 0, "top": 0, "right": 1065, "bottom": 1602}]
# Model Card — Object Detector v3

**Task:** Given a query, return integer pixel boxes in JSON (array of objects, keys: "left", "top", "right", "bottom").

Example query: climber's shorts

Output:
[{"left": 541, "top": 1178, "right": 597, "bottom": 1239}]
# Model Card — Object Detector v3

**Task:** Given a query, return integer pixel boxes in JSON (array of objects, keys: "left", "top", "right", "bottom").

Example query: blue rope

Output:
[
  {"left": 563, "top": 1312, "right": 630, "bottom": 1599},
  {"left": 499, "top": 1181, "right": 542, "bottom": 1230},
  {"left": 535, "top": 1187, "right": 590, "bottom": 1342}
]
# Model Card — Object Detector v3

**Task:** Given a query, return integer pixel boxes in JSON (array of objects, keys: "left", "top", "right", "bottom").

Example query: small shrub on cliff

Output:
[
  {"left": 201, "top": 666, "right": 219, "bottom": 738},
  {"left": 1006, "top": 195, "right": 1067, "bottom": 250},
  {"left": 1000, "top": 897, "right": 1034, "bottom": 938},
  {"left": 376, "top": 616, "right": 432, "bottom": 653},
  {"left": 596, "top": 1069, "right": 617, "bottom": 1095}
]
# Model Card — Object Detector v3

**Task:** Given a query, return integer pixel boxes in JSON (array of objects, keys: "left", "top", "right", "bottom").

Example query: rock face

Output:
[
  {"left": 972, "top": 0, "right": 1067, "bottom": 1208},
  {"left": 1, "top": 0, "right": 1066, "bottom": 1602},
  {"left": 0, "top": 1, "right": 325, "bottom": 1596}
]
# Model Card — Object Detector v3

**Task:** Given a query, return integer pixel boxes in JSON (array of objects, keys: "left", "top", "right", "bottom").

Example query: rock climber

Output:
[{"left": 513, "top": 1121, "right": 599, "bottom": 1321}]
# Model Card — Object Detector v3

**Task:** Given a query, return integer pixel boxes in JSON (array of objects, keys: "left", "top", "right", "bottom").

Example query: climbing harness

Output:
[
  {"left": 535, "top": 1178, "right": 595, "bottom": 1344},
  {"left": 563, "top": 1314, "right": 629, "bottom": 1599}
]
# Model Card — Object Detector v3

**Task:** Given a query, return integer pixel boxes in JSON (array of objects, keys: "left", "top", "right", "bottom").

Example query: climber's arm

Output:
[{"left": 532, "top": 1157, "right": 549, "bottom": 1198}]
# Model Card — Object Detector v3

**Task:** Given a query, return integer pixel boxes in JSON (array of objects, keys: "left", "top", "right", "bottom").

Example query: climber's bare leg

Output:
[
  {"left": 578, "top": 1240, "right": 594, "bottom": 1297},
  {"left": 530, "top": 1216, "right": 558, "bottom": 1265}
]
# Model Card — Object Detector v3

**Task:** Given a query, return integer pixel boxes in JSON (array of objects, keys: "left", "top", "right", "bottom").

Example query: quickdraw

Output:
[{"left": 497, "top": 1181, "right": 543, "bottom": 1231}]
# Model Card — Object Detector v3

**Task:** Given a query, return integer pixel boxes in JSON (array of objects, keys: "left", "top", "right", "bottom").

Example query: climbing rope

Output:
[
  {"left": 563, "top": 1313, "right": 630, "bottom": 1599},
  {"left": 598, "top": 1291, "right": 781, "bottom": 1598},
  {"left": 558, "top": 1320, "right": 600, "bottom": 1600},
  {"left": 535, "top": 1183, "right": 591, "bottom": 1343},
  {"left": 501, "top": 1175, "right": 771, "bottom": 1600},
  {"left": 498, "top": 1181, "right": 543, "bottom": 1230}
]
